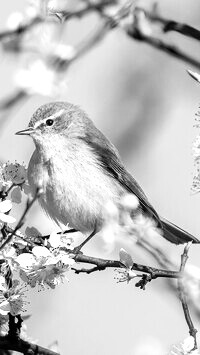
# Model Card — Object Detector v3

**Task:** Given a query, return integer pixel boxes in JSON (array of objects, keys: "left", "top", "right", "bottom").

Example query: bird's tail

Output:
[{"left": 161, "top": 218, "right": 199, "bottom": 244}]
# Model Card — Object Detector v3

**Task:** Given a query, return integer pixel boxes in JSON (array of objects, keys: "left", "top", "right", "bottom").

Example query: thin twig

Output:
[
  {"left": 178, "top": 242, "right": 198, "bottom": 350},
  {"left": 0, "top": 188, "right": 42, "bottom": 251}
]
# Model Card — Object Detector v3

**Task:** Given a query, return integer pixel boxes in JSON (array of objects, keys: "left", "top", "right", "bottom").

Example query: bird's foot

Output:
[{"left": 73, "top": 229, "right": 97, "bottom": 254}]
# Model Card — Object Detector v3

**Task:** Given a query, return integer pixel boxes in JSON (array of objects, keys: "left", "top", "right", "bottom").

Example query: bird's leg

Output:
[{"left": 73, "top": 228, "right": 97, "bottom": 253}]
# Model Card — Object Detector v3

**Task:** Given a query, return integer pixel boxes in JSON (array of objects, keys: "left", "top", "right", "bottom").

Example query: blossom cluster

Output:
[
  {"left": 186, "top": 70, "right": 200, "bottom": 193},
  {"left": 192, "top": 125, "right": 200, "bottom": 193},
  {"left": 0, "top": 160, "right": 75, "bottom": 339},
  {"left": 169, "top": 336, "right": 200, "bottom": 355}
]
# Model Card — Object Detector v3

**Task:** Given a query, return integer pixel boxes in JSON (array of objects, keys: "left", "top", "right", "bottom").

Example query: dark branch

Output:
[
  {"left": 0, "top": 336, "right": 59, "bottom": 355},
  {"left": 72, "top": 252, "right": 179, "bottom": 279},
  {"left": 8, "top": 314, "right": 23, "bottom": 339},
  {"left": 138, "top": 7, "right": 200, "bottom": 41}
]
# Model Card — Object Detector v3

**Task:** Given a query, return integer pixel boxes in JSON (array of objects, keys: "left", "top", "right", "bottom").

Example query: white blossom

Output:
[
  {"left": 16, "top": 246, "right": 74, "bottom": 289},
  {"left": 169, "top": 336, "right": 199, "bottom": 355},
  {"left": 49, "top": 231, "right": 74, "bottom": 249},
  {"left": 15, "top": 59, "right": 65, "bottom": 96},
  {"left": 6, "top": 12, "right": 25, "bottom": 30},
  {"left": 0, "top": 200, "right": 16, "bottom": 224},
  {"left": 0, "top": 277, "right": 27, "bottom": 316}
]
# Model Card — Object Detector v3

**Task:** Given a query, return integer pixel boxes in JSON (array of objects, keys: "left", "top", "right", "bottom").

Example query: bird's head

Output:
[{"left": 16, "top": 101, "right": 92, "bottom": 146}]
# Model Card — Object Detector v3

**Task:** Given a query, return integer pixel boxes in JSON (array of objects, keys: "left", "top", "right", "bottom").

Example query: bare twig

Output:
[
  {"left": 0, "top": 188, "right": 42, "bottom": 251},
  {"left": 178, "top": 242, "right": 198, "bottom": 350}
]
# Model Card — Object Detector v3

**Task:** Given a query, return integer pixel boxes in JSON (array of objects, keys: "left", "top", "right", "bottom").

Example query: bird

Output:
[{"left": 16, "top": 101, "right": 199, "bottom": 245}]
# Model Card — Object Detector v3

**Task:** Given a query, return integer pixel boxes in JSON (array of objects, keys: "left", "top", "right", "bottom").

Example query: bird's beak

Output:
[{"left": 15, "top": 127, "right": 34, "bottom": 136}]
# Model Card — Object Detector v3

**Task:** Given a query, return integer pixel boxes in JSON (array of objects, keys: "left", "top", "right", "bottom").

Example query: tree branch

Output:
[
  {"left": 0, "top": 336, "right": 59, "bottom": 355},
  {"left": 178, "top": 242, "right": 198, "bottom": 350},
  {"left": 72, "top": 251, "right": 179, "bottom": 279}
]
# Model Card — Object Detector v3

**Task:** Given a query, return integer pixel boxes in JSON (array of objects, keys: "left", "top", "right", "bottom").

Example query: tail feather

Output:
[{"left": 161, "top": 218, "right": 200, "bottom": 245}]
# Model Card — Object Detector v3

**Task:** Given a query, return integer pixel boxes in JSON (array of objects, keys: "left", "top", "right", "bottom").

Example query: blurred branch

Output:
[
  {"left": 51, "top": 0, "right": 117, "bottom": 21},
  {"left": 0, "top": 90, "right": 27, "bottom": 112},
  {"left": 0, "top": 17, "right": 43, "bottom": 42},
  {"left": 138, "top": 6, "right": 200, "bottom": 41},
  {"left": 0, "top": 2, "right": 132, "bottom": 114},
  {"left": 52, "top": 1, "right": 132, "bottom": 68},
  {"left": 3, "top": 1, "right": 200, "bottom": 117},
  {"left": 126, "top": 8, "right": 200, "bottom": 70},
  {"left": 178, "top": 242, "right": 198, "bottom": 350}
]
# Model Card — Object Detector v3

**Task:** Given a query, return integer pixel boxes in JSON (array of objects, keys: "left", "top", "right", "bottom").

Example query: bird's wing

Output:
[
  {"left": 80, "top": 130, "right": 161, "bottom": 227},
  {"left": 80, "top": 126, "right": 199, "bottom": 244}
]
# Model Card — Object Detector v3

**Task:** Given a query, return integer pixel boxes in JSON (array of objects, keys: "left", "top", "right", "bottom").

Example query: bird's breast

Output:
[{"left": 28, "top": 139, "right": 123, "bottom": 232}]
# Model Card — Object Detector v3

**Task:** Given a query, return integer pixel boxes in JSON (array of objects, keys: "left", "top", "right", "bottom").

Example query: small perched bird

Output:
[{"left": 16, "top": 102, "right": 199, "bottom": 244}]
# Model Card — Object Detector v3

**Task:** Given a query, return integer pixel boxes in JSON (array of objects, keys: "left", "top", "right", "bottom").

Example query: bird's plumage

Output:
[{"left": 21, "top": 101, "right": 199, "bottom": 244}]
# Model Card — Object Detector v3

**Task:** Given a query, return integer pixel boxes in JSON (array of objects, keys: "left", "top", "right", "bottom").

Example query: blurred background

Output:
[{"left": 1, "top": 0, "right": 200, "bottom": 354}]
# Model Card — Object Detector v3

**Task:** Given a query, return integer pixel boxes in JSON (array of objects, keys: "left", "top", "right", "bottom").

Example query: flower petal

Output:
[
  {"left": 59, "top": 254, "right": 74, "bottom": 265},
  {"left": 25, "top": 226, "right": 42, "bottom": 239},
  {"left": 11, "top": 186, "right": 22, "bottom": 204},
  {"left": 16, "top": 253, "right": 35, "bottom": 268},
  {"left": 0, "top": 200, "right": 12, "bottom": 213},
  {"left": 0, "top": 300, "right": 10, "bottom": 315},
  {"left": 49, "top": 231, "right": 60, "bottom": 248},
  {"left": 119, "top": 248, "right": 133, "bottom": 269},
  {"left": 0, "top": 213, "right": 16, "bottom": 224},
  {"left": 32, "top": 246, "right": 51, "bottom": 258}
]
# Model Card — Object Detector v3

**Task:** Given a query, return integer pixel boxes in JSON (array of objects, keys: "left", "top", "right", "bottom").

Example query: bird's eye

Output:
[{"left": 46, "top": 119, "right": 54, "bottom": 126}]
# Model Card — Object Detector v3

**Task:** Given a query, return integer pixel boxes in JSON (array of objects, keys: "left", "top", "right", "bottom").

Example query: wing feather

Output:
[{"left": 80, "top": 127, "right": 161, "bottom": 227}]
